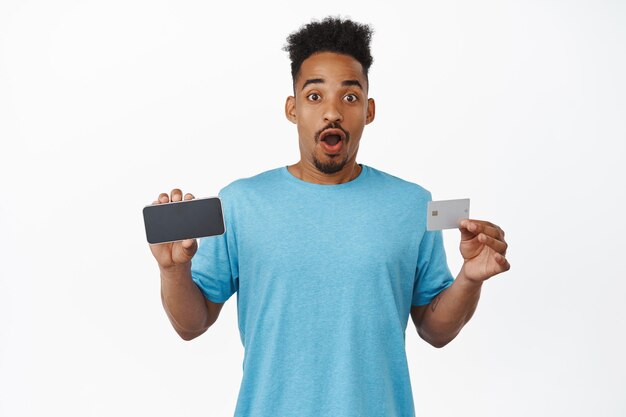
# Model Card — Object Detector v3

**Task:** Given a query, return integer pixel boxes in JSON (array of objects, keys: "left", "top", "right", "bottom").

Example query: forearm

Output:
[
  {"left": 160, "top": 262, "right": 212, "bottom": 340},
  {"left": 418, "top": 267, "right": 482, "bottom": 347}
]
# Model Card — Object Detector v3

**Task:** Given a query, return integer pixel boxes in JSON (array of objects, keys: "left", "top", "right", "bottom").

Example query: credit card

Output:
[{"left": 427, "top": 198, "right": 470, "bottom": 231}]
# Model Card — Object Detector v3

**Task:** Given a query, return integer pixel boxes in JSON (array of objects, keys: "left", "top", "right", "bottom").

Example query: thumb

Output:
[
  {"left": 181, "top": 238, "right": 197, "bottom": 257},
  {"left": 459, "top": 219, "right": 478, "bottom": 242}
]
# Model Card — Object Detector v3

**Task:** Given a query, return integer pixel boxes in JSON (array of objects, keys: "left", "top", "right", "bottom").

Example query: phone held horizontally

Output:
[{"left": 143, "top": 197, "right": 225, "bottom": 244}]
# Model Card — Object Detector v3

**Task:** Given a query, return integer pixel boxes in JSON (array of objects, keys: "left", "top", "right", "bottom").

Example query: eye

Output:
[
  {"left": 344, "top": 94, "right": 358, "bottom": 103},
  {"left": 307, "top": 92, "right": 321, "bottom": 101}
]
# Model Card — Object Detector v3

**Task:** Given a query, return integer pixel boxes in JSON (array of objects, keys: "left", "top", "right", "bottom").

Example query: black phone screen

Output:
[{"left": 143, "top": 197, "right": 225, "bottom": 244}]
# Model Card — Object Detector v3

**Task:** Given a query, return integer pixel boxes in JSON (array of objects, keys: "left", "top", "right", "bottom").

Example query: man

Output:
[{"left": 149, "top": 16, "right": 510, "bottom": 417}]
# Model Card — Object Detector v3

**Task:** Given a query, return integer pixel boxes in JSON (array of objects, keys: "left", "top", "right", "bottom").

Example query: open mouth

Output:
[
  {"left": 323, "top": 134, "right": 341, "bottom": 146},
  {"left": 319, "top": 128, "right": 346, "bottom": 154}
]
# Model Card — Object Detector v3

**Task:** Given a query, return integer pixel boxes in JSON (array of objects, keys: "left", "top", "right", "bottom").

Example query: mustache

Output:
[{"left": 314, "top": 122, "right": 350, "bottom": 143}]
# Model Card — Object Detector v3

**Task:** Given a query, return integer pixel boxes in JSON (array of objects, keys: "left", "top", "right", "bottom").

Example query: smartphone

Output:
[{"left": 143, "top": 197, "right": 225, "bottom": 244}]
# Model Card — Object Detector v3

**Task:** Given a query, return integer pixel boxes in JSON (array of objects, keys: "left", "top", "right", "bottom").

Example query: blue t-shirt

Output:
[{"left": 191, "top": 164, "right": 454, "bottom": 417}]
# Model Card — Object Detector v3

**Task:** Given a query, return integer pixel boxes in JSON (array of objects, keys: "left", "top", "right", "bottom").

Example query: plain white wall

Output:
[{"left": 1, "top": 1, "right": 624, "bottom": 416}]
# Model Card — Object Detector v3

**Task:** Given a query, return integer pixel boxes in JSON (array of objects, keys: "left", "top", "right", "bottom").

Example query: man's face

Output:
[{"left": 285, "top": 52, "right": 375, "bottom": 175}]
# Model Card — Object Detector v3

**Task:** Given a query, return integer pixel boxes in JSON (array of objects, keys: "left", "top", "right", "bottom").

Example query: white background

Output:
[{"left": 1, "top": 1, "right": 625, "bottom": 416}]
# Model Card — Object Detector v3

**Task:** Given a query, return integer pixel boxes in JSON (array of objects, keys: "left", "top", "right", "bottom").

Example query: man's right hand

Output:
[{"left": 149, "top": 188, "right": 198, "bottom": 271}]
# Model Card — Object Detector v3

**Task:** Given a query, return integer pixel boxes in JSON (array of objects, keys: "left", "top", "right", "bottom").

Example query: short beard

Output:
[{"left": 312, "top": 154, "right": 349, "bottom": 174}]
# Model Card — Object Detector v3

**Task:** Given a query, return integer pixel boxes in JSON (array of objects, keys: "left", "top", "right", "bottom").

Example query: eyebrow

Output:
[{"left": 301, "top": 78, "right": 363, "bottom": 91}]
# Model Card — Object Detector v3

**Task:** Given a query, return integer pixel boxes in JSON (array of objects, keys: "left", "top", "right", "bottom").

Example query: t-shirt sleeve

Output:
[
  {"left": 412, "top": 228, "right": 455, "bottom": 307},
  {"left": 190, "top": 188, "right": 239, "bottom": 303}
]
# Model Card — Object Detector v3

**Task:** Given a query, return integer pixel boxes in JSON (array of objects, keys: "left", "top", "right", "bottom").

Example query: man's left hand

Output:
[{"left": 458, "top": 219, "right": 510, "bottom": 283}]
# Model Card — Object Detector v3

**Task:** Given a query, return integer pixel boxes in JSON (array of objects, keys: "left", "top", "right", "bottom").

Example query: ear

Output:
[
  {"left": 285, "top": 96, "right": 297, "bottom": 124},
  {"left": 365, "top": 98, "right": 376, "bottom": 125}
]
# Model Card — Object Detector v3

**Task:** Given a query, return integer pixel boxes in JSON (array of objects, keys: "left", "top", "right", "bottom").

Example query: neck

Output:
[{"left": 288, "top": 160, "right": 362, "bottom": 185}]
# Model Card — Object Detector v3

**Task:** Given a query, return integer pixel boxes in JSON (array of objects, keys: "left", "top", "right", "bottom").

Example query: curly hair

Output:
[{"left": 283, "top": 16, "right": 374, "bottom": 87}]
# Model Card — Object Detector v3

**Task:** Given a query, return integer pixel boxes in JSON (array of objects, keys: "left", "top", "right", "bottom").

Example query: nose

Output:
[{"left": 323, "top": 101, "right": 343, "bottom": 124}]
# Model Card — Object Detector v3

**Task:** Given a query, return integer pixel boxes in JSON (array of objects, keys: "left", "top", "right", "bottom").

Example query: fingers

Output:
[
  {"left": 460, "top": 219, "right": 506, "bottom": 242},
  {"left": 154, "top": 189, "right": 194, "bottom": 204},
  {"left": 158, "top": 193, "right": 169, "bottom": 203},
  {"left": 459, "top": 219, "right": 511, "bottom": 280},
  {"left": 171, "top": 188, "right": 183, "bottom": 202},
  {"left": 478, "top": 232, "right": 508, "bottom": 256},
  {"left": 494, "top": 252, "right": 511, "bottom": 272}
]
